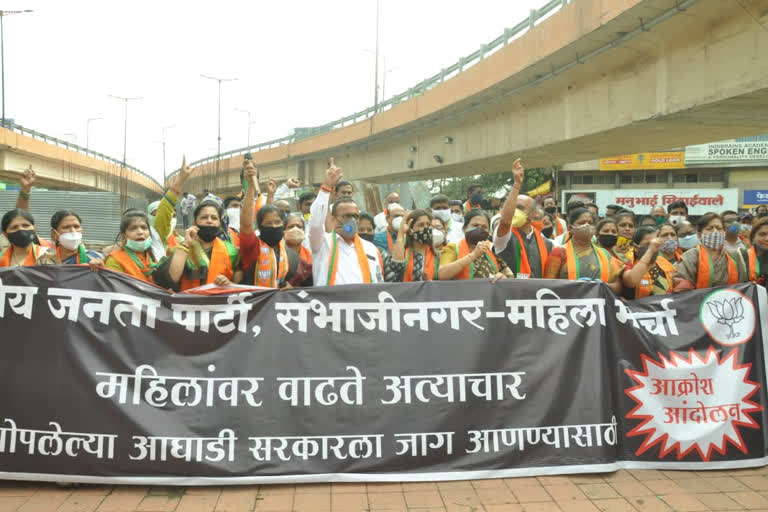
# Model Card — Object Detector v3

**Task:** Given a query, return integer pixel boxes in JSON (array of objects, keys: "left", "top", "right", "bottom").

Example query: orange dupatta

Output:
[
  {"left": 564, "top": 241, "right": 611, "bottom": 282},
  {"left": 696, "top": 247, "right": 739, "bottom": 289},
  {"left": 510, "top": 227, "right": 549, "bottom": 276},
  {"left": 635, "top": 256, "right": 675, "bottom": 298},
  {"left": 327, "top": 233, "right": 372, "bottom": 285}
]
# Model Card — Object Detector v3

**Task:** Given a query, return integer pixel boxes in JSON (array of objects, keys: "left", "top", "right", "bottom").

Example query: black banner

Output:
[{"left": 0, "top": 266, "right": 767, "bottom": 484}]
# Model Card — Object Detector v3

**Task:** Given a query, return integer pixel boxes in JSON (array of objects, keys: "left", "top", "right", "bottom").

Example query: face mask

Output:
[
  {"left": 635, "top": 245, "right": 658, "bottom": 264},
  {"left": 598, "top": 233, "right": 618, "bottom": 248},
  {"left": 511, "top": 209, "right": 527, "bottom": 228},
  {"left": 7, "top": 229, "right": 36, "bottom": 248},
  {"left": 465, "top": 227, "right": 489, "bottom": 245},
  {"left": 412, "top": 227, "right": 432, "bottom": 245},
  {"left": 432, "top": 209, "right": 451, "bottom": 222},
  {"left": 57, "top": 231, "right": 82, "bottom": 251},
  {"left": 226, "top": 208, "right": 241, "bottom": 229},
  {"left": 701, "top": 231, "right": 725, "bottom": 250},
  {"left": 669, "top": 215, "right": 685, "bottom": 226},
  {"left": 544, "top": 206, "right": 557, "bottom": 215},
  {"left": 432, "top": 229, "right": 445, "bottom": 246},
  {"left": 359, "top": 232, "right": 374, "bottom": 243},
  {"left": 541, "top": 226, "right": 554, "bottom": 239},
  {"left": 661, "top": 238, "right": 678, "bottom": 253},
  {"left": 451, "top": 212, "right": 464, "bottom": 223},
  {"left": 726, "top": 224, "right": 740, "bottom": 235},
  {"left": 339, "top": 218, "right": 358, "bottom": 239},
  {"left": 125, "top": 237, "right": 152, "bottom": 252},
  {"left": 391, "top": 216, "right": 403, "bottom": 232},
  {"left": 616, "top": 235, "right": 632, "bottom": 247},
  {"left": 678, "top": 233, "right": 698, "bottom": 249},
  {"left": 259, "top": 225, "right": 284, "bottom": 247},
  {"left": 470, "top": 193, "right": 483, "bottom": 206},
  {"left": 285, "top": 227, "right": 305, "bottom": 244},
  {"left": 197, "top": 225, "right": 221, "bottom": 243},
  {"left": 571, "top": 224, "right": 594, "bottom": 240},
  {"left": 531, "top": 220, "right": 543, "bottom": 231},
  {"left": 654, "top": 216, "right": 667, "bottom": 226}
]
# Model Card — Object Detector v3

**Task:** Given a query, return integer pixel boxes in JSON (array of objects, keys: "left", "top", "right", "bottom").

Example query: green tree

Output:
[{"left": 429, "top": 166, "right": 555, "bottom": 199}]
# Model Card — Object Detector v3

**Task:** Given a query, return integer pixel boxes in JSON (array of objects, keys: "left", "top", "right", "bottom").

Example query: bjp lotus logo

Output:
[{"left": 700, "top": 289, "right": 756, "bottom": 346}]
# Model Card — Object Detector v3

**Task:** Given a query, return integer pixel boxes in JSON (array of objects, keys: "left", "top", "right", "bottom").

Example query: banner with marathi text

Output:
[
  {"left": 0, "top": 267, "right": 767, "bottom": 485},
  {"left": 563, "top": 188, "right": 739, "bottom": 216}
]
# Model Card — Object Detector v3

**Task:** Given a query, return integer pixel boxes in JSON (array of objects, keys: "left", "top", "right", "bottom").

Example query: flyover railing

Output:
[
  {"left": 172, "top": 0, "right": 571, "bottom": 177},
  {"left": 1, "top": 121, "right": 162, "bottom": 188}
]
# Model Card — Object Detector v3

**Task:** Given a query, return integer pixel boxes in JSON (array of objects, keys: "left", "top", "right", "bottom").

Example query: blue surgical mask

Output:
[
  {"left": 678, "top": 234, "right": 698, "bottom": 250},
  {"left": 125, "top": 238, "right": 152, "bottom": 252}
]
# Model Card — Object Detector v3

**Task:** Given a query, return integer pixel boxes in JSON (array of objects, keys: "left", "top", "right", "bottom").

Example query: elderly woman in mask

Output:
[
  {"left": 385, "top": 209, "right": 439, "bottom": 282},
  {"left": 543, "top": 207, "right": 623, "bottom": 293},
  {"left": 438, "top": 209, "right": 512, "bottom": 281}
]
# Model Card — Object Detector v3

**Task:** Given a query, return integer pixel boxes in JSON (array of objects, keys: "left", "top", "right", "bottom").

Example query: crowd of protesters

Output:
[{"left": 1, "top": 157, "right": 767, "bottom": 297}]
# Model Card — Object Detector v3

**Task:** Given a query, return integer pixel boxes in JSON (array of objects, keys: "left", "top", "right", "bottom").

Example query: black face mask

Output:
[
  {"left": 197, "top": 225, "right": 221, "bottom": 243},
  {"left": 8, "top": 229, "right": 36, "bottom": 248},
  {"left": 598, "top": 234, "right": 618, "bottom": 248},
  {"left": 541, "top": 226, "right": 554, "bottom": 239},
  {"left": 359, "top": 233, "right": 374, "bottom": 243},
  {"left": 635, "top": 245, "right": 658, "bottom": 264},
  {"left": 259, "top": 225, "right": 285, "bottom": 247},
  {"left": 544, "top": 206, "right": 557, "bottom": 215},
  {"left": 412, "top": 227, "right": 433, "bottom": 245}
]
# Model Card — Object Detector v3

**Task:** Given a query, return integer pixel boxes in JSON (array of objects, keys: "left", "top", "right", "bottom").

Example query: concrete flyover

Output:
[
  {"left": 179, "top": 0, "right": 768, "bottom": 195},
  {"left": 0, "top": 124, "right": 162, "bottom": 199}
]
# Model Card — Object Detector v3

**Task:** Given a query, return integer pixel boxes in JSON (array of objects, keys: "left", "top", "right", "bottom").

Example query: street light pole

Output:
[
  {"left": 373, "top": 0, "right": 380, "bottom": 112},
  {"left": 0, "top": 9, "right": 33, "bottom": 126},
  {"left": 201, "top": 74, "right": 237, "bottom": 177},
  {"left": 235, "top": 108, "right": 254, "bottom": 147},
  {"left": 109, "top": 95, "right": 142, "bottom": 168},
  {"left": 86, "top": 117, "right": 103, "bottom": 150},
  {"left": 161, "top": 124, "right": 174, "bottom": 186}
]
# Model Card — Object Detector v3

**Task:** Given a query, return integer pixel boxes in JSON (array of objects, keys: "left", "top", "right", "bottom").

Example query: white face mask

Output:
[
  {"left": 57, "top": 231, "right": 82, "bottom": 251},
  {"left": 432, "top": 229, "right": 445, "bottom": 246},
  {"left": 391, "top": 216, "right": 403, "bottom": 232},
  {"left": 226, "top": 208, "right": 241, "bottom": 230},
  {"left": 432, "top": 209, "right": 451, "bottom": 222},
  {"left": 285, "top": 226, "right": 305, "bottom": 244},
  {"left": 451, "top": 212, "right": 464, "bottom": 223}
]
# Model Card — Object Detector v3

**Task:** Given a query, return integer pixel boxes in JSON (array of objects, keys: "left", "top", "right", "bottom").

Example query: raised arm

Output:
[
  {"left": 310, "top": 158, "right": 342, "bottom": 253},
  {"left": 240, "top": 160, "right": 261, "bottom": 236},
  {"left": 15, "top": 165, "right": 35, "bottom": 211},
  {"left": 496, "top": 159, "right": 525, "bottom": 238},
  {"left": 622, "top": 237, "right": 662, "bottom": 289}
]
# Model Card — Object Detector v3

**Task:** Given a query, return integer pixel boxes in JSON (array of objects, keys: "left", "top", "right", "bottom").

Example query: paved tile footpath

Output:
[{"left": 4, "top": 468, "right": 768, "bottom": 511}]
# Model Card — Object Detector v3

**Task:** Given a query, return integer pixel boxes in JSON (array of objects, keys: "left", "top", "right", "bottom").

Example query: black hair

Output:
[
  {"left": 463, "top": 208, "right": 491, "bottom": 227},
  {"left": 119, "top": 211, "right": 149, "bottom": 234},
  {"left": 667, "top": 200, "right": 689, "bottom": 214},
  {"left": 633, "top": 225, "right": 657, "bottom": 245},
  {"left": 696, "top": 212, "right": 722, "bottom": 232},
  {"left": 298, "top": 192, "right": 316, "bottom": 205},
  {"left": 256, "top": 204, "right": 283, "bottom": 229},
  {"left": 1, "top": 209, "right": 35, "bottom": 232},
  {"left": 335, "top": 180, "right": 352, "bottom": 192},
  {"left": 430, "top": 194, "right": 450, "bottom": 207},
  {"left": 605, "top": 204, "right": 621, "bottom": 213},
  {"left": 50, "top": 210, "right": 82, "bottom": 230},
  {"left": 223, "top": 196, "right": 240, "bottom": 209},
  {"left": 193, "top": 201, "right": 224, "bottom": 222},
  {"left": 614, "top": 211, "right": 636, "bottom": 226},
  {"left": 566, "top": 200, "right": 585, "bottom": 213},
  {"left": 568, "top": 207, "right": 593, "bottom": 226},
  {"left": 596, "top": 218, "right": 617, "bottom": 233},
  {"left": 331, "top": 197, "right": 357, "bottom": 216},
  {"left": 359, "top": 212, "right": 375, "bottom": 228},
  {"left": 586, "top": 203, "right": 599, "bottom": 212},
  {"left": 721, "top": 210, "right": 739, "bottom": 220},
  {"left": 467, "top": 183, "right": 483, "bottom": 195}
]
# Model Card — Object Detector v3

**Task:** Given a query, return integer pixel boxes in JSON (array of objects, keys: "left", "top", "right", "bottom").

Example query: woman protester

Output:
[
  {"left": 612, "top": 211, "right": 636, "bottom": 263},
  {"left": 595, "top": 218, "right": 618, "bottom": 253},
  {"left": 431, "top": 216, "right": 448, "bottom": 253},
  {"left": 540, "top": 213, "right": 555, "bottom": 240},
  {"left": 384, "top": 209, "right": 439, "bottom": 282},
  {"left": 743, "top": 216, "right": 768, "bottom": 287},
  {"left": 35, "top": 210, "right": 104, "bottom": 269},
  {"left": 543, "top": 208, "right": 624, "bottom": 294},
  {"left": 358, "top": 213, "right": 376, "bottom": 243},
  {"left": 656, "top": 223, "right": 680, "bottom": 263},
  {"left": 672, "top": 213, "right": 748, "bottom": 292},
  {"left": 0, "top": 209, "right": 48, "bottom": 267},
  {"left": 105, "top": 211, "right": 165, "bottom": 284},
  {"left": 283, "top": 214, "right": 313, "bottom": 287},
  {"left": 165, "top": 198, "right": 241, "bottom": 291},
  {"left": 438, "top": 209, "right": 512, "bottom": 281},
  {"left": 622, "top": 226, "right": 675, "bottom": 298}
]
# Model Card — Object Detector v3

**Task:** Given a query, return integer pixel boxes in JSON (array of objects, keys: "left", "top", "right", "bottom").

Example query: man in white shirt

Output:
[
  {"left": 309, "top": 158, "right": 384, "bottom": 286},
  {"left": 374, "top": 191, "right": 401, "bottom": 233}
]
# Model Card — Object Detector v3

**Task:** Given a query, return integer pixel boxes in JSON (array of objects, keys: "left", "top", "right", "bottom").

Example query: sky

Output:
[{"left": 6, "top": 0, "right": 545, "bottom": 183}]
